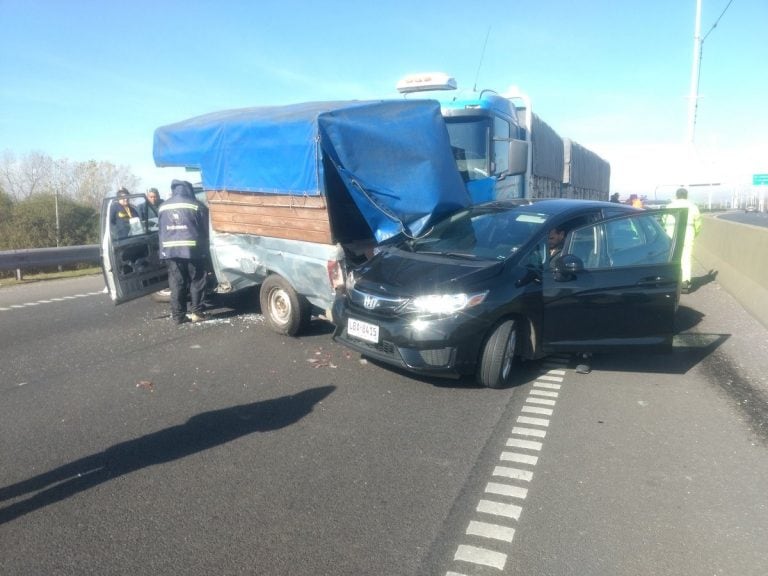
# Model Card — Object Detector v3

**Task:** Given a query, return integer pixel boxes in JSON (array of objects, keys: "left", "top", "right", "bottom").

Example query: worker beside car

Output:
[
  {"left": 158, "top": 180, "right": 210, "bottom": 325},
  {"left": 668, "top": 187, "right": 702, "bottom": 292}
]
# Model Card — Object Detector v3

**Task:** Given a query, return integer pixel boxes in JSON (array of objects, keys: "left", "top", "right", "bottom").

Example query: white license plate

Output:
[{"left": 347, "top": 317, "right": 379, "bottom": 343}]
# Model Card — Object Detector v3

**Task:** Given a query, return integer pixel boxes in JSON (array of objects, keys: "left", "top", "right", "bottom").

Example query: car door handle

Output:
[{"left": 636, "top": 276, "right": 675, "bottom": 287}]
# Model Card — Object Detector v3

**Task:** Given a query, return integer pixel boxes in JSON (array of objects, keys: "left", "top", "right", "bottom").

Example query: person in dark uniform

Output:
[{"left": 158, "top": 180, "right": 209, "bottom": 325}]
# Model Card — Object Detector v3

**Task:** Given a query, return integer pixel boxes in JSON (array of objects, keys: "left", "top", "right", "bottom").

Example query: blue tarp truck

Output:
[
  {"left": 396, "top": 72, "right": 611, "bottom": 204},
  {"left": 101, "top": 99, "right": 471, "bottom": 335}
]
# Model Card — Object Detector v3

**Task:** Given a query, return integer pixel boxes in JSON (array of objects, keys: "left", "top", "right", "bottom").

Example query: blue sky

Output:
[{"left": 1, "top": 0, "right": 766, "bottom": 198}]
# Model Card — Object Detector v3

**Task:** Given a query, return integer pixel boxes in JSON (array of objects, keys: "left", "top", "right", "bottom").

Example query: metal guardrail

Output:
[{"left": 0, "top": 245, "right": 100, "bottom": 279}]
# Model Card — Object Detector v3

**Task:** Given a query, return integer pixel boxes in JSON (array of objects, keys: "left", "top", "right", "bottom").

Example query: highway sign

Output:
[{"left": 753, "top": 173, "right": 768, "bottom": 185}]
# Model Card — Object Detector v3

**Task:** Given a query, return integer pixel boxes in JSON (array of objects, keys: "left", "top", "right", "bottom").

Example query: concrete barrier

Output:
[{"left": 694, "top": 215, "right": 768, "bottom": 328}]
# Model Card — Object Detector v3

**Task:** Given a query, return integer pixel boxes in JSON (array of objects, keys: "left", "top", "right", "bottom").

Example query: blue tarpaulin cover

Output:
[{"left": 153, "top": 100, "right": 470, "bottom": 242}]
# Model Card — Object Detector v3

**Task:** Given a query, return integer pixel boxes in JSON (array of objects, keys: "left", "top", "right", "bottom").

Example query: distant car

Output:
[
  {"left": 745, "top": 205, "right": 758, "bottom": 213},
  {"left": 332, "top": 199, "right": 687, "bottom": 388}
]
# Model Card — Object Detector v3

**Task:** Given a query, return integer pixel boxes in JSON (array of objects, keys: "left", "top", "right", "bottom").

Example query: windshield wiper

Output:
[{"left": 415, "top": 250, "right": 479, "bottom": 260}]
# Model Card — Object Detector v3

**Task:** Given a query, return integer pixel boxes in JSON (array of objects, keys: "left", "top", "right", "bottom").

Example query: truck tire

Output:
[
  {"left": 259, "top": 274, "right": 310, "bottom": 336},
  {"left": 477, "top": 319, "right": 518, "bottom": 388}
]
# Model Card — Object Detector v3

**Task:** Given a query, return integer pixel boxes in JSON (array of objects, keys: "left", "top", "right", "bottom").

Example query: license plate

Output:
[{"left": 347, "top": 317, "right": 379, "bottom": 343}]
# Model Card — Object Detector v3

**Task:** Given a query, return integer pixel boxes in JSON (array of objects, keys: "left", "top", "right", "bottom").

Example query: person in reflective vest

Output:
[
  {"left": 158, "top": 180, "right": 210, "bottom": 324},
  {"left": 668, "top": 187, "right": 702, "bottom": 292}
]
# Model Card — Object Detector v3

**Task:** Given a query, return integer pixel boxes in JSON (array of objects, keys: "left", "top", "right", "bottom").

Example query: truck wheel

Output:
[
  {"left": 259, "top": 275, "right": 310, "bottom": 336},
  {"left": 477, "top": 319, "right": 518, "bottom": 388}
]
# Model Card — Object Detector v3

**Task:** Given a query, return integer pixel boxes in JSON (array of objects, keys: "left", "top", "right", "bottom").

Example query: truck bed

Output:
[{"left": 207, "top": 190, "right": 332, "bottom": 244}]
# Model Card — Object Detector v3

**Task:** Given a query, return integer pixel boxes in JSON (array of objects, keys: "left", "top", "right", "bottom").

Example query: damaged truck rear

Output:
[{"left": 102, "top": 100, "right": 470, "bottom": 334}]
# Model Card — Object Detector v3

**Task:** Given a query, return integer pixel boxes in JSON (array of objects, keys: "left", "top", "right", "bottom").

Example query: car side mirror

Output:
[{"left": 551, "top": 254, "right": 584, "bottom": 281}]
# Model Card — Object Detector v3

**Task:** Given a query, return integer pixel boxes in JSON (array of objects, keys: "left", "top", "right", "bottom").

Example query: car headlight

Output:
[{"left": 406, "top": 291, "right": 488, "bottom": 315}]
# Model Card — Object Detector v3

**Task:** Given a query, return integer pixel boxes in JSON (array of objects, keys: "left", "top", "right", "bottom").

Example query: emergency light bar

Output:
[{"left": 396, "top": 72, "right": 457, "bottom": 94}]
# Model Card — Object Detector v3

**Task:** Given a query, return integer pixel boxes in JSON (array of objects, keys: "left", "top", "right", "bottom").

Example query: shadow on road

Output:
[
  {"left": 0, "top": 385, "right": 335, "bottom": 525},
  {"left": 686, "top": 269, "right": 719, "bottom": 294}
]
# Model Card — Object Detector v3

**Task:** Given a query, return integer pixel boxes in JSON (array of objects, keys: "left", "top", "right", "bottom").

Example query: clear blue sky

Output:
[{"left": 1, "top": 0, "right": 766, "bottom": 198}]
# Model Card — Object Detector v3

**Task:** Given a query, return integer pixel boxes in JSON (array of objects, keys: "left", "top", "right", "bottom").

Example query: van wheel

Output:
[
  {"left": 259, "top": 275, "right": 310, "bottom": 336},
  {"left": 477, "top": 319, "right": 518, "bottom": 388}
]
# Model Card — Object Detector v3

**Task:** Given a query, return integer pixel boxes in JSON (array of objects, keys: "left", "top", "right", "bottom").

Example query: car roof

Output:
[{"left": 476, "top": 198, "right": 636, "bottom": 217}]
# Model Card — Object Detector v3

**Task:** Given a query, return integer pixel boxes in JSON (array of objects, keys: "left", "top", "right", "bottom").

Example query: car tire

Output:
[
  {"left": 478, "top": 319, "right": 518, "bottom": 388},
  {"left": 259, "top": 274, "right": 310, "bottom": 336}
]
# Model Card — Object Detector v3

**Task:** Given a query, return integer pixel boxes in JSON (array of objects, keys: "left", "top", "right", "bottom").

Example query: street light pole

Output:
[{"left": 686, "top": 0, "right": 703, "bottom": 144}]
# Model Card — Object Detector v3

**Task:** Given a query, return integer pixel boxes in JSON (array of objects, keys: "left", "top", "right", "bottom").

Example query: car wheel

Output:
[
  {"left": 259, "top": 274, "right": 310, "bottom": 336},
  {"left": 477, "top": 319, "right": 518, "bottom": 388}
]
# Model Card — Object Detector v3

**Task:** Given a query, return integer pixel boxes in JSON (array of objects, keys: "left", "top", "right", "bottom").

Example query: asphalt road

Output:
[
  {"left": 1, "top": 269, "right": 766, "bottom": 576},
  {"left": 716, "top": 210, "right": 768, "bottom": 227}
]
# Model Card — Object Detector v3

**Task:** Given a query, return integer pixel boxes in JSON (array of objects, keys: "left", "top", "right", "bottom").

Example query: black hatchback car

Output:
[{"left": 332, "top": 199, "right": 687, "bottom": 387}]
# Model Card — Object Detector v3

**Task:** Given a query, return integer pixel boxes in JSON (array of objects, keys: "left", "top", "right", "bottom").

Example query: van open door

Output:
[{"left": 100, "top": 193, "right": 168, "bottom": 304}]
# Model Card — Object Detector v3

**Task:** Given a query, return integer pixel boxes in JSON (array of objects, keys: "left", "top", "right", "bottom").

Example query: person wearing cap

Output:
[
  {"left": 668, "top": 187, "right": 702, "bottom": 292},
  {"left": 109, "top": 187, "right": 140, "bottom": 238},
  {"left": 158, "top": 180, "right": 209, "bottom": 324}
]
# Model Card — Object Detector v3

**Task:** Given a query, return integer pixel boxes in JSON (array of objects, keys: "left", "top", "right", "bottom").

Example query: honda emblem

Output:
[{"left": 363, "top": 295, "right": 378, "bottom": 310}]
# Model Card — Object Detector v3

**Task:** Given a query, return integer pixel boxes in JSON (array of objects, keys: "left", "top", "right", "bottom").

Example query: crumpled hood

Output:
[{"left": 353, "top": 248, "right": 504, "bottom": 296}]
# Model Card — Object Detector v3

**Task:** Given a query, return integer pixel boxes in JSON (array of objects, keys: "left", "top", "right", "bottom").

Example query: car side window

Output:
[{"left": 566, "top": 213, "right": 674, "bottom": 270}]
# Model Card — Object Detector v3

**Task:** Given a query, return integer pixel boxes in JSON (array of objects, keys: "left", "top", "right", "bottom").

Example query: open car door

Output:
[
  {"left": 541, "top": 207, "right": 688, "bottom": 353},
  {"left": 100, "top": 193, "right": 168, "bottom": 304}
]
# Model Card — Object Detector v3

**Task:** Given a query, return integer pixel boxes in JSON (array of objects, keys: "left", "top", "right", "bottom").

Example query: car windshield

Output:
[{"left": 405, "top": 206, "right": 548, "bottom": 261}]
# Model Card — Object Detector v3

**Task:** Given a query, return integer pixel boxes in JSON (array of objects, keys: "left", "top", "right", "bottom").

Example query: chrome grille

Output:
[{"left": 348, "top": 286, "right": 408, "bottom": 315}]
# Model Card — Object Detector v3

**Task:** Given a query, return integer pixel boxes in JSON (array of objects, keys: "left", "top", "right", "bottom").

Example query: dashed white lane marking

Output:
[
  {"left": 485, "top": 482, "right": 528, "bottom": 500},
  {"left": 517, "top": 415, "right": 550, "bottom": 427},
  {"left": 447, "top": 356, "right": 570, "bottom": 575},
  {"left": 534, "top": 381, "right": 562, "bottom": 390},
  {"left": 466, "top": 520, "right": 516, "bottom": 542},
  {"left": 529, "top": 389, "right": 559, "bottom": 398},
  {"left": 0, "top": 291, "right": 103, "bottom": 312},
  {"left": 477, "top": 499, "right": 523, "bottom": 520},
  {"left": 493, "top": 466, "right": 534, "bottom": 482},
  {"left": 526, "top": 396, "right": 556, "bottom": 406},
  {"left": 521, "top": 405, "right": 553, "bottom": 416},
  {"left": 454, "top": 544, "right": 507, "bottom": 570},
  {"left": 510, "top": 426, "right": 546, "bottom": 438},
  {"left": 506, "top": 438, "right": 542, "bottom": 451},
  {"left": 501, "top": 451, "right": 539, "bottom": 465}
]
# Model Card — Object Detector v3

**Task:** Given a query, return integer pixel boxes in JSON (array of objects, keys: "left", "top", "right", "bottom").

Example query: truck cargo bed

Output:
[{"left": 207, "top": 190, "right": 332, "bottom": 244}]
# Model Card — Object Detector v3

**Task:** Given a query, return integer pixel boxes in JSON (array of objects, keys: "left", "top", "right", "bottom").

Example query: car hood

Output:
[{"left": 354, "top": 248, "right": 504, "bottom": 296}]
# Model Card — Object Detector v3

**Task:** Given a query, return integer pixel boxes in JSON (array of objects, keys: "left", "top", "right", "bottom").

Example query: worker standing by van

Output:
[
  {"left": 668, "top": 187, "right": 702, "bottom": 292},
  {"left": 158, "top": 180, "right": 209, "bottom": 324}
]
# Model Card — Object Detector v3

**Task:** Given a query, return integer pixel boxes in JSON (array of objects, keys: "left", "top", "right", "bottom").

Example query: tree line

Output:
[{"left": 0, "top": 150, "right": 140, "bottom": 250}]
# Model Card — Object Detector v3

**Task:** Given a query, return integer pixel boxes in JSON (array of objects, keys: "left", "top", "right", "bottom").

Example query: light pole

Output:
[
  {"left": 54, "top": 161, "right": 61, "bottom": 247},
  {"left": 686, "top": 0, "right": 703, "bottom": 144}
]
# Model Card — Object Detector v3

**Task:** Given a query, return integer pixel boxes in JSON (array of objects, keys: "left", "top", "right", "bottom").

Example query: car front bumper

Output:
[{"left": 331, "top": 297, "right": 490, "bottom": 378}]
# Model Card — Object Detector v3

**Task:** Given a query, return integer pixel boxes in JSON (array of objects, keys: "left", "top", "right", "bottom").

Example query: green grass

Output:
[{"left": 0, "top": 266, "right": 101, "bottom": 287}]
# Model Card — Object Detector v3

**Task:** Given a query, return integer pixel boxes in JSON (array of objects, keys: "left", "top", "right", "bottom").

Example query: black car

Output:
[{"left": 332, "top": 199, "right": 687, "bottom": 388}]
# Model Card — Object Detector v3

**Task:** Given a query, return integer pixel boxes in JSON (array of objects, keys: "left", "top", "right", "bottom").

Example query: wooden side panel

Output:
[{"left": 207, "top": 190, "right": 332, "bottom": 244}]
